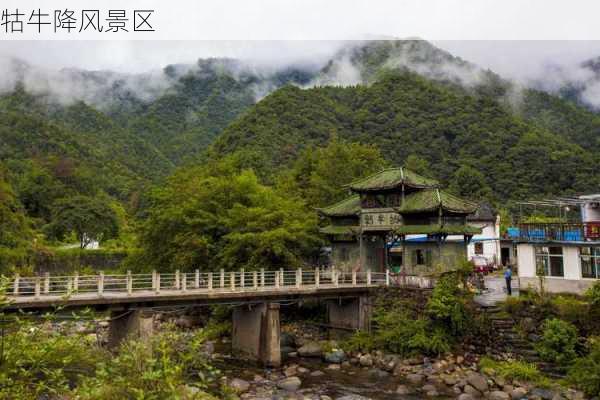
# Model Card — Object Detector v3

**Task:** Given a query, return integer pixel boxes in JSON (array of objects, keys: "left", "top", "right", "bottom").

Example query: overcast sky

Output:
[
  {"left": 2, "top": 40, "right": 600, "bottom": 85},
  {"left": 2, "top": 0, "right": 600, "bottom": 83}
]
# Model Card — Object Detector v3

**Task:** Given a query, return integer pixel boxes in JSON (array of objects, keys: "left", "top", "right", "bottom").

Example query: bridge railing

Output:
[{"left": 4, "top": 268, "right": 434, "bottom": 300}]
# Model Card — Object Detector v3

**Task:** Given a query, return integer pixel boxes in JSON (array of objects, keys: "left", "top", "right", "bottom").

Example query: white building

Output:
[
  {"left": 515, "top": 195, "right": 600, "bottom": 294},
  {"left": 466, "top": 204, "right": 501, "bottom": 267}
]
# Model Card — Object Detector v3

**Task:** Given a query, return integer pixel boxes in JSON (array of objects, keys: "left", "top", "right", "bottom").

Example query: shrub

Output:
[
  {"left": 502, "top": 295, "right": 529, "bottom": 315},
  {"left": 479, "top": 357, "right": 551, "bottom": 387},
  {"left": 567, "top": 337, "right": 600, "bottom": 397},
  {"left": 408, "top": 328, "right": 451, "bottom": 355},
  {"left": 552, "top": 296, "right": 590, "bottom": 331},
  {"left": 535, "top": 318, "right": 579, "bottom": 365},
  {"left": 585, "top": 281, "right": 600, "bottom": 307},
  {"left": 342, "top": 331, "right": 377, "bottom": 353},
  {"left": 426, "top": 273, "right": 471, "bottom": 336}
]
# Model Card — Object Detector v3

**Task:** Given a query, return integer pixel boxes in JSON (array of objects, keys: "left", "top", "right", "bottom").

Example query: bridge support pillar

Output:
[
  {"left": 327, "top": 295, "right": 371, "bottom": 338},
  {"left": 107, "top": 309, "right": 154, "bottom": 349},
  {"left": 232, "top": 302, "right": 280, "bottom": 367}
]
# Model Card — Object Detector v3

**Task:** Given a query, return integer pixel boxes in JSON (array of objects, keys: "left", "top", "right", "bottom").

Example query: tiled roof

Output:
[
  {"left": 316, "top": 195, "right": 361, "bottom": 217},
  {"left": 398, "top": 189, "right": 478, "bottom": 214},
  {"left": 346, "top": 167, "right": 439, "bottom": 192}
]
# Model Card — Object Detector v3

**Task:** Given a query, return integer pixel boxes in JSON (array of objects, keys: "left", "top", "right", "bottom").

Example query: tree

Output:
[
  {"left": 133, "top": 165, "right": 321, "bottom": 272},
  {"left": 404, "top": 154, "right": 430, "bottom": 177},
  {"left": 277, "top": 138, "right": 388, "bottom": 208},
  {"left": 448, "top": 165, "right": 493, "bottom": 202},
  {"left": 46, "top": 195, "right": 119, "bottom": 249}
]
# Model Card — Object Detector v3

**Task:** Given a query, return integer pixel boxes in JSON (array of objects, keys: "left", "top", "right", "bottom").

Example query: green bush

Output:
[
  {"left": 342, "top": 331, "right": 377, "bottom": 353},
  {"left": 567, "top": 337, "right": 600, "bottom": 397},
  {"left": 479, "top": 357, "right": 551, "bottom": 388},
  {"left": 551, "top": 296, "right": 590, "bottom": 331},
  {"left": 502, "top": 295, "right": 529, "bottom": 315},
  {"left": 535, "top": 318, "right": 579, "bottom": 365},
  {"left": 585, "top": 281, "right": 600, "bottom": 307},
  {"left": 426, "top": 273, "right": 471, "bottom": 336}
]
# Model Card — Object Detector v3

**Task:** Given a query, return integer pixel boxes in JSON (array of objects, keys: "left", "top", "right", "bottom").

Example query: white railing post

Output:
[
  {"left": 13, "top": 274, "right": 19, "bottom": 295},
  {"left": 34, "top": 276, "right": 41, "bottom": 299},
  {"left": 98, "top": 271, "right": 104, "bottom": 295},
  {"left": 220, "top": 269, "right": 225, "bottom": 288},
  {"left": 240, "top": 268, "right": 245, "bottom": 289},
  {"left": 253, "top": 271, "right": 258, "bottom": 289},
  {"left": 386, "top": 269, "right": 390, "bottom": 286},
  {"left": 67, "top": 276, "right": 73, "bottom": 293},
  {"left": 208, "top": 272, "right": 213, "bottom": 291},
  {"left": 367, "top": 269, "right": 372, "bottom": 285},
  {"left": 280, "top": 268, "right": 284, "bottom": 286},
  {"left": 127, "top": 270, "right": 133, "bottom": 295},
  {"left": 296, "top": 268, "right": 302, "bottom": 288},
  {"left": 73, "top": 272, "right": 79, "bottom": 292},
  {"left": 352, "top": 270, "right": 357, "bottom": 286},
  {"left": 175, "top": 270, "right": 180, "bottom": 290},
  {"left": 315, "top": 267, "right": 320, "bottom": 288},
  {"left": 230, "top": 272, "right": 235, "bottom": 291},
  {"left": 195, "top": 269, "right": 200, "bottom": 289},
  {"left": 44, "top": 272, "right": 50, "bottom": 294},
  {"left": 260, "top": 268, "right": 265, "bottom": 287},
  {"left": 334, "top": 268, "right": 339, "bottom": 287},
  {"left": 275, "top": 271, "right": 280, "bottom": 288},
  {"left": 152, "top": 270, "right": 157, "bottom": 291},
  {"left": 155, "top": 273, "right": 161, "bottom": 294},
  {"left": 182, "top": 272, "right": 187, "bottom": 292}
]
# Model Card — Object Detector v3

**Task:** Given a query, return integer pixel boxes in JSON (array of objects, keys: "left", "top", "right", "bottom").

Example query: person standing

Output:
[{"left": 504, "top": 266, "right": 512, "bottom": 295}]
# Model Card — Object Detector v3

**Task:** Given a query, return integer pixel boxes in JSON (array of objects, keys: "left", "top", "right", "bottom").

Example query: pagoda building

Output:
[{"left": 317, "top": 167, "right": 481, "bottom": 274}]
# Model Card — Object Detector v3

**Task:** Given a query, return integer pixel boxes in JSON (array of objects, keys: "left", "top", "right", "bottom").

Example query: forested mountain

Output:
[
  {"left": 210, "top": 70, "right": 600, "bottom": 202},
  {"left": 3, "top": 39, "right": 600, "bottom": 266}
]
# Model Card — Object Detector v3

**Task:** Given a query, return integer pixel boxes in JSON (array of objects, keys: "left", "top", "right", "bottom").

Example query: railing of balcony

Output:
[{"left": 506, "top": 222, "right": 600, "bottom": 241}]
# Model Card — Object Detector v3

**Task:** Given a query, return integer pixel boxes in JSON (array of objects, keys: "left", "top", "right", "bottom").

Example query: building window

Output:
[
  {"left": 474, "top": 242, "right": 484, "bottom": 255},
  {"left": 535, "top": 246, "right": 564, "bottom": 277},
  {"left": 580, "top": 247, "right": 600, "bottom": 279},
  {"left": 412, "top": 249, "right": 432, "bottom": 266}
]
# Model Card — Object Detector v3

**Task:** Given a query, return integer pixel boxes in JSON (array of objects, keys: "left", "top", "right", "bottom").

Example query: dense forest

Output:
[{"left": 1, "top": 39, "right": 600, "bottom": 271}]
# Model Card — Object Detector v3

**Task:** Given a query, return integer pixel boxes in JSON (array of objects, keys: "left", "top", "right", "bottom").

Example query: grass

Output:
[{"left": 479, "top": 357, "right": 553, "bottom": 388}]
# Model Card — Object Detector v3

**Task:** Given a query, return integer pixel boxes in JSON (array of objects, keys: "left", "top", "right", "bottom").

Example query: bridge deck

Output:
[{"left": 4, "top": 269, "right": 434, "bottom": 310}]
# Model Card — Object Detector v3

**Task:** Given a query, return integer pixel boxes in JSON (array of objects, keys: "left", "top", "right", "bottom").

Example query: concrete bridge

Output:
[{"left": 4, "top": 268, "right": 434, "bottom": 366}]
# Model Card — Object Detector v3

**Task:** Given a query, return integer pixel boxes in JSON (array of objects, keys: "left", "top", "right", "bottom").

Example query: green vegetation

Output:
[
  {"left": 479, "top": 357, "right": 551, "bottom": 388},
  {"left": 567, "top": 337, "right": 600, "bottom": 397},
  {"left": 0, "top": 286, "right": 233, "bottom": 400},
  {"left": 535, "top": 318, "right": 579, "bottom": 365},
  {"left": 343, "top": 270, "right": 479, "bottom": 357}
]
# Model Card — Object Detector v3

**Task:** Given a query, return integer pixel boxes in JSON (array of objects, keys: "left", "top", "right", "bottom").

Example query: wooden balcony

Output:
[{"left": 506, "top": 222, "right": 600, "bottom": 242}]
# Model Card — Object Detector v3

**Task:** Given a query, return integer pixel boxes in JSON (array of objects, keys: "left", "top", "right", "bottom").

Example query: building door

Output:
[{"left": 501, "top": 247, "right": 510, "bottom": 266}]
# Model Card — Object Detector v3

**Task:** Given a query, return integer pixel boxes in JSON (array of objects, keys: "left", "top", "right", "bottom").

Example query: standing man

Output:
[{"left": 504, "top": 265, "right": 512, "bottom": 295}]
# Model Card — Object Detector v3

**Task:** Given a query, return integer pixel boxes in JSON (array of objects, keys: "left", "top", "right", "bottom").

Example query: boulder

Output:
[
  {"left": 229, "top": 378, "right": 250, "bottom": 393},
  {"left": 489, "top": 391, "right": 510, "bottom": 400},
  {"left": 464, "top": 384, "right": 482, "bottom": 397},
  {"left": 280, "top": 332, "right": 296, "bottom": 348},
  {"left": 531, "top": 388, "right": 555, "bottom": 400},
  {"left": 396, "top": 384, "right": 415, "bottom": 395},
  {"left": 511, "top": 387, "right": 528, "bottom": 400},
  {"left": 324, "top": 349, "right": 346, "bottom": 364},
  {"left": 443, "top": 375, "right": 458, "bottom": 386},
  {"left": 336, "top": 396, "right": 370, "bottom": 400},
  {"left": 284, "top": 365, "right": 298, "bottom": 377},
  {"left": 368, "top": 369, "right": 389, "bottom": 379},
  {"left": 466, "top": 372, "right": 488, "bottom": 392},
  {"left": 406, "top": 373, "right": 425, "bottom": 385},
  {"left": 298, "top": 341, "right": 322, "bottom": 357},
  {"left": 422, "top": 384, "right": 437, "bottom": 393},
  {"left": 327, "top": 364, "right": 341, "bottom": 370},
  {"left": 310, "top": 370, "right": 325, "bottom": 377},
  {"left": 458, "top": 394, "right": 475, "bottom": 400},
  {"left": 277, "top": 376, "right": 302, "bottom": 391},
  {"left": 359, "top": 354, "right": 373, "bottom": 367}
]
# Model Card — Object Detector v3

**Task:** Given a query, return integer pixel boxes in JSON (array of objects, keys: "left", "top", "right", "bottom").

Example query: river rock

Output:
[
  {"left": 443, "top": 375, "right": 458, "bottom": 386},
  {"left": 396, "top": 384, "right": 415, "bottom": 395},
  {"left": 229, "top": 378, "right": 250, "bottom": 393},
  {"left": 490, "top": 391, "right": 510, "bottom": 400},
  {"left": 310, "top": 370, "right": 325, "bottom": 377},
  {"left": 281, "top": 332, "right": 296, "bottom": 348},
  {"left": 511, "top": 387, "right": 528, "bottom": 400},
  {"left": 336, "top": 396, "right": 370, "bottom": 400},
  {"left": 327, "top": 364, "right": 341, "bottom": 370},
  {"left": 281, "top": 346, "right": 296, "bottom": 356},
  {"left": 359, "top": 354, "right": 373, "bottom": 367},
  {"left": 456, "top": 355, "right": 465, "bottom": 364},
  {"left": 466, "top": 372, "right": 488, "bottom": 392},
  {"left": 458, "top": 394, "right": 475, "bottom": 400},
  {"left": 277, "top": 376, "right": 302, "bottom": 391},
  {"left": 531, "top": 388, "right": 555, "bottom": 400},
  {"left": 284, "top": 365, "right": 298, "bottom": 377},
  {"left": 406, "top": 373, "right": 425, "bottom": 385},
  {"left": 422, "top": 383, "right": 437, "bottom": 392},
  {"left": 463, "top": 384, "right": 481, "bottom": 397},
  {"left": 368, "top": 369, "right": 389, "bottom": 379},
  {"left": 324, "top": 349, "right": 346, "bottom": 363},
  {"left": 298, "top": 341, "right": 322, "bottom": 357}
]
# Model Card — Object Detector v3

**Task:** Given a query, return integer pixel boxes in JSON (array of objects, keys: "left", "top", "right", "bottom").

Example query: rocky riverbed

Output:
[{"left": 210, "top": 336, "right": 587, "bottom": 400}]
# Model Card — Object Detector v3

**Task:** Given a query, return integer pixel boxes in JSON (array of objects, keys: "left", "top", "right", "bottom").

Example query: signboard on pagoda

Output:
[{"left": 360, "top": 209, "right": 403, "bottom": 231}]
